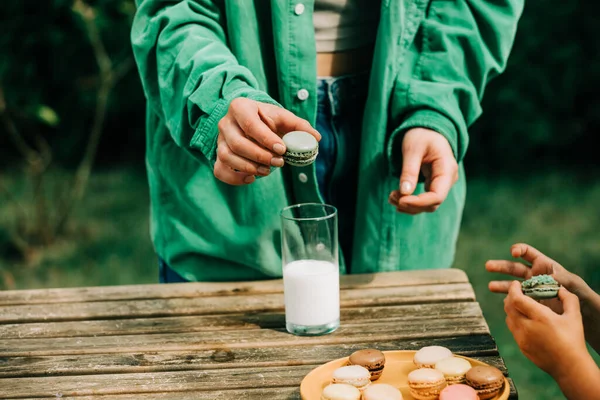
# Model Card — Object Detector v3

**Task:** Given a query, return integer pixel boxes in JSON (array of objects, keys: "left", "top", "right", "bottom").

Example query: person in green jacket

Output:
[{"left": 131, "top": 1, "right": 524, "bottom": 282}]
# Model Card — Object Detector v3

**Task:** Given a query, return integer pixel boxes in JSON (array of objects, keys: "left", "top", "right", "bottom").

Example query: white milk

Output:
[{"left": 283, "top": 260, "right": 340, "bottom": 326}]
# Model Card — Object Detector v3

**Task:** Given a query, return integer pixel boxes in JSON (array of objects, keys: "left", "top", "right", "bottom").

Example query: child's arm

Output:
[
  {"left": 578, "top": 282, "right": 600, "bottom": 354},
  {"left": 487, "top": 243, "right": 600, "bottom": 353},
  {"left": 504, "top": 282, "right": 600, "bottom": 400},
  {"left": 553, "top": 351, "right": 600, "bottom": 400}
]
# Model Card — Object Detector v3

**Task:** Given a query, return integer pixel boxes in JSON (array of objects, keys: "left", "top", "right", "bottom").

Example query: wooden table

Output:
[{"left": 0, "top": 269, "right": 517, "bottom": 399}]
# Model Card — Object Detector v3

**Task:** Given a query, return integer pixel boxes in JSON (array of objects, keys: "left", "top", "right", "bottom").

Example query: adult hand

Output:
[
  {"left": 504, "top": 282, "right": 588, "bottom": 379},
  {"left": 388, "top": 128, "right": 458, "bottom": 214},
  {"left": 214, "top": 98, "right": 320, "bottom": 185}
]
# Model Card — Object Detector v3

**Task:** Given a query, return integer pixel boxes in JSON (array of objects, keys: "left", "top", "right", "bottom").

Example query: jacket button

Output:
[
  {"left": 298, "top": 173, "right": 308, "bottom": 183},
  {"left": 296, "top": 89, "right": 309, "bottom": 101},
  {"left": 294, "top": 3, "right": 305, "bottom": 15}
]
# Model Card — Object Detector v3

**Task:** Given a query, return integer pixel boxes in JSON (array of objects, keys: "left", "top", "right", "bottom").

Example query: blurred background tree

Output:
[
  {"left": 0, "top": 0, "right": 139, "bottom": 260},
  {"left": 0, "top": 1, "right": 599, "bottom": 399},
  {"left": 0, "top": 0, "right": 144, "bottom": 169}
]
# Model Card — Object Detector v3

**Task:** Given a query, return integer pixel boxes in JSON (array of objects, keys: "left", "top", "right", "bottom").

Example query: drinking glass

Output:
[{"left": 280, "top": 203, "right": 340, "bottom": 336}]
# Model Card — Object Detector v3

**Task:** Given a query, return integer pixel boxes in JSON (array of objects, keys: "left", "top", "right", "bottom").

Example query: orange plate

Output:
[{"left": 300, "top": 350, "right": 510, "bottom": 400}]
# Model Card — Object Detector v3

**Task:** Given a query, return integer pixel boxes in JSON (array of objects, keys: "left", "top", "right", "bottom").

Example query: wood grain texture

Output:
[
  {"left": 0, "top": 283, "right": 475, "bottom": 324},
  {"left": 0, "top": 364, "right": 314, "bottom": 398},
  {"left": 0, "top": 269, "right": 518, "bottom": 399},
  {"left": 0, "top": 269, "right": 469, "bottom": 306},
  {"left": 0, "top": 318, "right": 490, "bottom": 357},
  {"left": 70, "top": 387, "right": 301, "bottom": 400},
  {"left": 0, "top": 302, "right": 483, "bottom": 339},
  {"left": 0, "top": 335, "right": 498, "bottom": 378}
]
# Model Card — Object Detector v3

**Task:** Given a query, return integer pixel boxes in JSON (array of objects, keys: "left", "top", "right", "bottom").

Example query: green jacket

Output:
[{"left": 131, "top": 0, "right": 523, "bottom": 281}]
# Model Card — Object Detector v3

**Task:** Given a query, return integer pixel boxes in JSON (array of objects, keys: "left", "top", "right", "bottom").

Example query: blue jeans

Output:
[
  {"left": 159, "top": 74, "right": 367, "bottom": 282},
  {"left": 315, "top": 74, "right": 368, "bottom": 272},
  {"left": 158, "top": 258, "right": 188, "bottom": 283}
]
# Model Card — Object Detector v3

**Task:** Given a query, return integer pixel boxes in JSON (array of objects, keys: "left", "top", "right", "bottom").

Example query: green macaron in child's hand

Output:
[
  {"left": 282, "top": 131, "right": 319, "bottom": 167},
  {"left": 521, "top": 274, "right": 560, "bottom": 299}
]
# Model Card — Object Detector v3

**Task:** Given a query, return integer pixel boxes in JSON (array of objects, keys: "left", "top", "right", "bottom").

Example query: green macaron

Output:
[
  {"left": 282, "top": 131, "right": 318, "bottom": 167},
  {"left": 521, "top": 274, "right": 560, "bottom": 299}
]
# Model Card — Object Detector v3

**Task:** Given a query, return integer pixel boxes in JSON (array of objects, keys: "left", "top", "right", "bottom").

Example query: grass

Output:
[
  {"left": 1, "top": 167, "right": 599, "bottom": 399},
  {"left": 0, "top": 168, "right": 157, "bottom": 289}
]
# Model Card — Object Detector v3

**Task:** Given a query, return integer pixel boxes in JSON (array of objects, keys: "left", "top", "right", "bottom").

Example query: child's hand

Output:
[
  {"left": 504, "top": 282, "right": 587, "bottom": 379},
  {"left": 486, "top": 243, "right": 587, "bottom": 299}
]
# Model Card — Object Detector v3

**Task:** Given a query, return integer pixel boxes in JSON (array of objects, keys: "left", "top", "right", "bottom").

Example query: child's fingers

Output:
[
  {"left": 489, "top": 280, "right": 511, "bottom": 293},
  {"left": 505, "top": 314, "right": 520, "bottom": 335},
  {"left": 510, "top": 244, "right": 555, "bottom": 275},
  {"left": 504, "top": 283, "right": 527, "bottom": 317},
  {"left": 486, "top": 260, "right": 531, "bottom": 279},
  {"left": 558, "top": 287, "right": 581, "bottom": 315},
  {"left": 507, "top": 280, "right": 553, "bottom": 320}
]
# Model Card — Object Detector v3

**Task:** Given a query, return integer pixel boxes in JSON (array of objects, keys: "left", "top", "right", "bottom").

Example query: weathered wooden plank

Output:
[
  {"left": 0, "top": 269, "right": 468, "bottom": 306},
  {"left": 64, "top": 387, "right": 301, "bottom": 400},
  {"left": 0, "top": 365, "right": 314, "bottom": 398},
  {"left": 1, "top": 383, "right": 516, "bottom": 400},
  {"left": 0, "top": 283, "right": 474, "bottom": 324},
  {"left": 0, "top": 335, "right": 498, "bottom": 378},
  {"left": 0, "top": 317, "right": 489, "bottom": 357},
  {"left": 0, "top": 302, "right": 483, "bottom": 339},
  {"left": 0, "top": 360, "right": 514, "bottom": 399}
]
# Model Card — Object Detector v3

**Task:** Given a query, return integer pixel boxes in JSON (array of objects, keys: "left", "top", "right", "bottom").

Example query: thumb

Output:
[
  {"left": 399, "top": 146, "right": 424, "bottom": 195},
  {"left": 558, "top": 287, "right": 580, "bottom": 315}
]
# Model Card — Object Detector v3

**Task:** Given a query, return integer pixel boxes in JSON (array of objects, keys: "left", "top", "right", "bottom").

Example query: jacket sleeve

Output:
[
  {"left": 387, "top": 0, "right": 525, "bottom": 176},
  {"left": 131, "top": 0, "right": 278, "bottom": 165}
]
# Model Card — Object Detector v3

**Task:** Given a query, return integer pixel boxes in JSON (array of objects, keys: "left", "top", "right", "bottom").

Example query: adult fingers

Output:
[
  {"left": 217, "top": 136, "right": 270, "bottom": 176},
  {"left": 220, "top": 117, "right": 284, "bottom": 167},
  {"left": 398, "top": 143, "right": 424, "bottom": 196},
  {"left": 213, "top": 159, "right": 255, "bottom": 186},
  {"left": 396, "top": 204, "right": 425, "bottom": 215},
  {"left": 229, "top": 98, "right": 287, "bottom": 156},
  {"left": 389, "top": 191, "right": 430, "bottom": 214},
  {"left": 388, "top": 191, "right": 401, "bottom": 207},
  {"left": 398, "top": 158, "right": 456, "bottom": 210},
  {"left": 486, "top": 260, "right": 531, "bottom": 279},
  {"left": 262, "top": 105, "right": 321, "bottom": 141}
]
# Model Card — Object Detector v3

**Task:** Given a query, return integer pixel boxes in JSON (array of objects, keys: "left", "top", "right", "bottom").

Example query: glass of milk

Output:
[{"left": 280, "top": 203, "right": 340, "bottom": 336}]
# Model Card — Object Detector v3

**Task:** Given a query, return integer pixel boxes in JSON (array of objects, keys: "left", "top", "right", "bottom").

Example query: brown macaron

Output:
[
  {"left": 348, "top": 349, "right": 386, "bottom": 381},
  {"left": 465, "top": 366, "right": 504, "bottom": 400}
]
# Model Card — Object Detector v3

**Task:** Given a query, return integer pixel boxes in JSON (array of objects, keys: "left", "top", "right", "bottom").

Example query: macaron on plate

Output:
[{"left": 301, "top": 350, "right": 510, "bottom": 400}]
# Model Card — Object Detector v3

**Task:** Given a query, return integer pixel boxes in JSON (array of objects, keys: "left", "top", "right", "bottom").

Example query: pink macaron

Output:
[{"left": 439, "top": 384, "right": 480, "bottom": 400}]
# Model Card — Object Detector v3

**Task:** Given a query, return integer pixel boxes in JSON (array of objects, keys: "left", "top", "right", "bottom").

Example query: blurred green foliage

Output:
[
  {"left": 1, "top": 1, "right": 599, "bottom": 173},
  {"left": 469, "top": 0, "right": 600, "bottom": 172},
  {"left": 0, "top": 0, "right": 144, "bottom": 166}
]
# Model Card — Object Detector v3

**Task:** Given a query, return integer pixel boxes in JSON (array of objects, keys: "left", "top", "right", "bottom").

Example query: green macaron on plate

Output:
[
  {"left": 521, "top": 274, "right": 560, "bottom": 299},
  {"left": 301, "top": 350, "right": 510, "bottom": 400}
]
